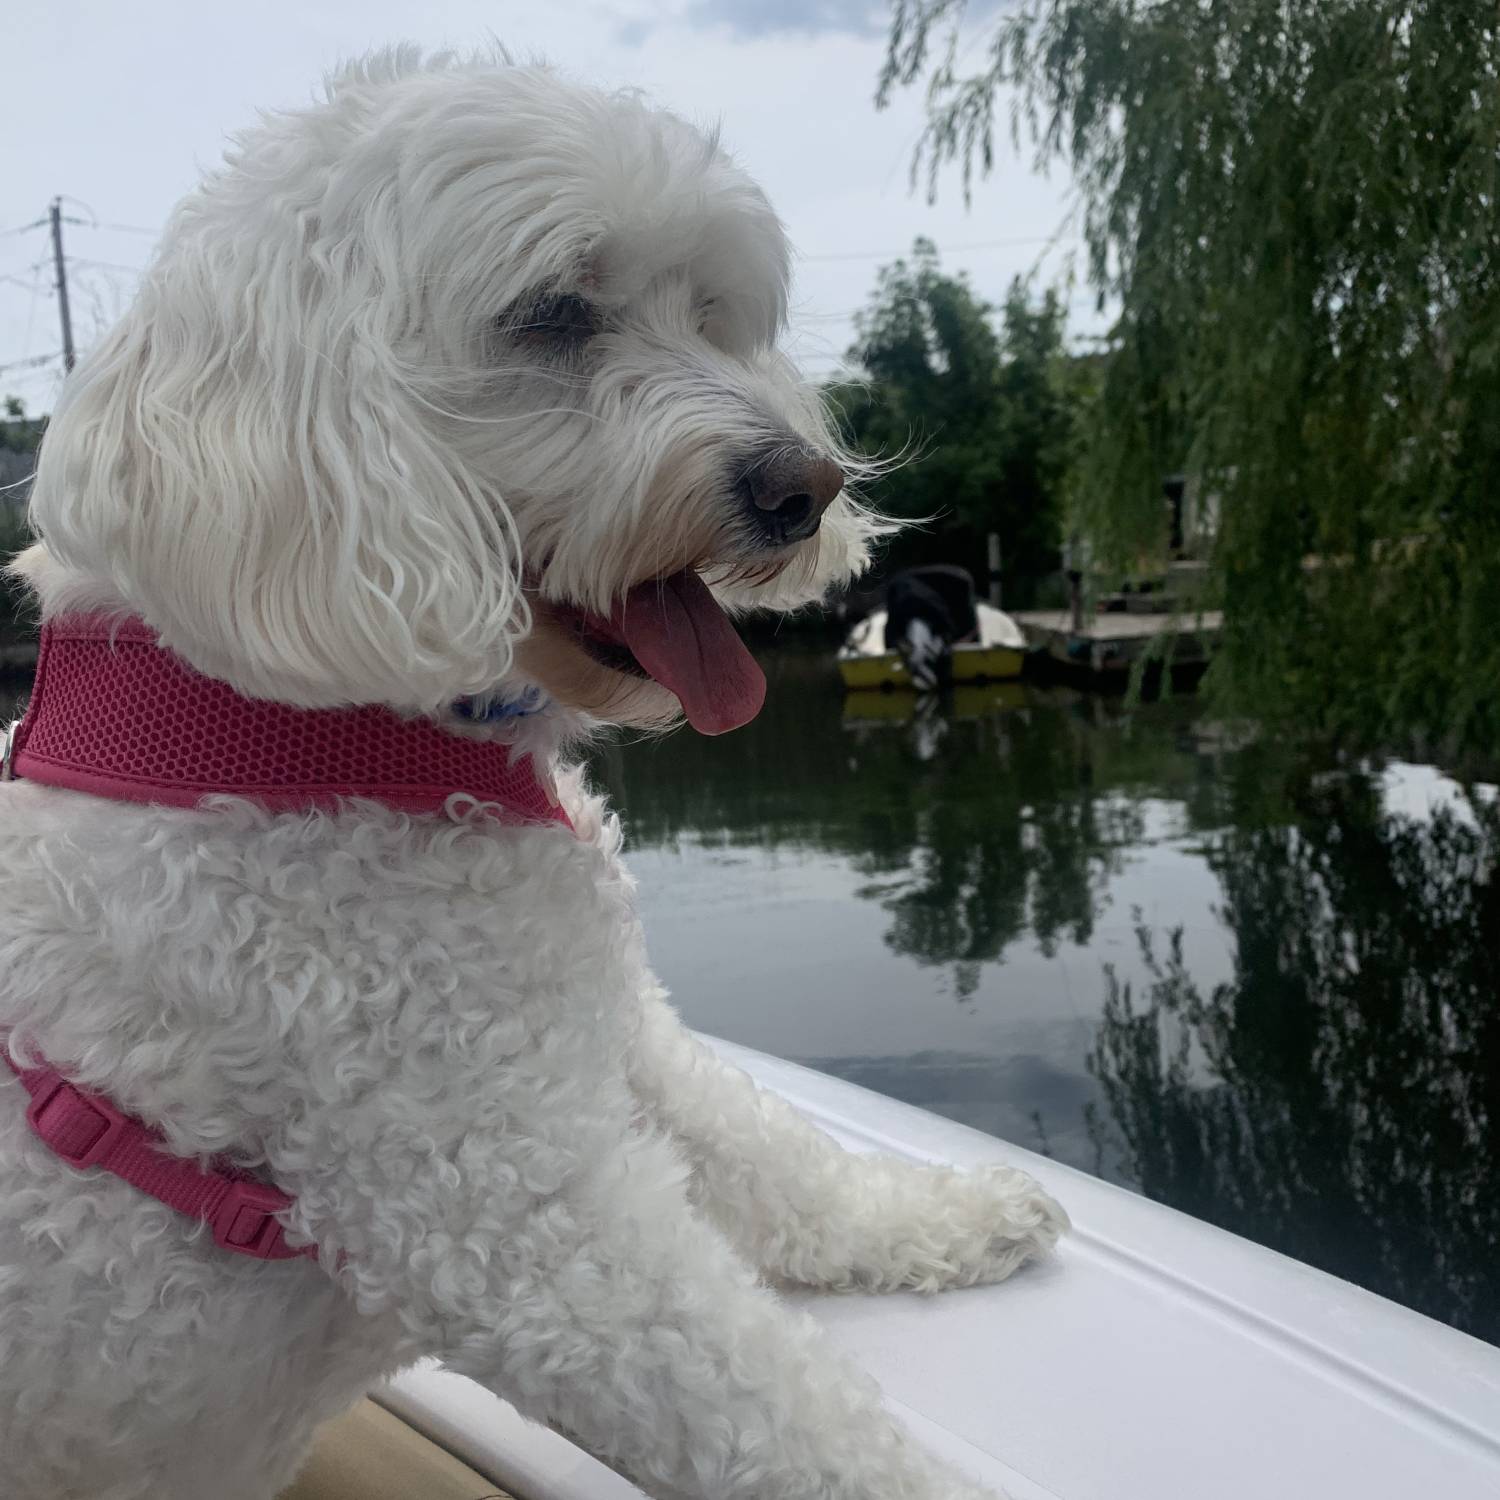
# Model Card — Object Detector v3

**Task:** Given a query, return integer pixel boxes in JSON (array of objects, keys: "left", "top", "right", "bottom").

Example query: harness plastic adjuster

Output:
[
  {"left": 26, "top": 1075, "right": 131, "bottom": 1169},
  {"left": 211, "top": 1179, "right": 296, "bottom": 1260}
]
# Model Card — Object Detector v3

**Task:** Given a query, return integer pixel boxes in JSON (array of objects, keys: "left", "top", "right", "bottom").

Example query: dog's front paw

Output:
[
  {"left": 899, "top": 1161, "right": 1068, "bottom": 1294},
  {"left": 788, "top": 1159, "right": 1067, "bottom": 1295},
  {"left": 858, "top": 1152, "right": 1068, "bottom": 1296}
]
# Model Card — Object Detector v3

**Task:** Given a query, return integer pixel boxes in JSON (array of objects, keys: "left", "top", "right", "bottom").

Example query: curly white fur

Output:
[{"left": 0, "top": 50, "right": 1064, "bottom": 1500}]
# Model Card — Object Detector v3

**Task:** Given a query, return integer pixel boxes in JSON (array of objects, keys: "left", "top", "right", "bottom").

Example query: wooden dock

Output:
[{"left": 1013, "top": 609, "right": 1222, "bottom": 685}]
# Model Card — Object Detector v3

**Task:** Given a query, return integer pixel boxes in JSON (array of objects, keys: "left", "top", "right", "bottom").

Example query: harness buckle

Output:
[
  {"left": 211, "top": 1179, "right": 298, "bottom": 1260},
  {"left": 26, "top": 1075, "right": 130, "bottom": 1169}
]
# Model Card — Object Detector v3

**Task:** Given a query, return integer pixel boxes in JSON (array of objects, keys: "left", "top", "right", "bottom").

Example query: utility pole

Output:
[{"left": 48, "top": 197, "right": 76, "bottom": 374}]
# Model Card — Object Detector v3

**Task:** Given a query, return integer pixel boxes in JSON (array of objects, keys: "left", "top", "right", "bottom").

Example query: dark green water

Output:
[
  {"left": 5, "top": 659, "right": 1498, "bottom": 1345},
  {"left": 590, "top": 650, "right": 1500, "bottom": 1348}
]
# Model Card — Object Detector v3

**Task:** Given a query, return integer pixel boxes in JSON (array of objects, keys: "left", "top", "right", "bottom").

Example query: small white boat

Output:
[
  {"left": 292, "top": 1038, "right": 1500, "bottom": 1500},
  {"left": 839, "top": 604, "right": 1029, "bottom": 690}
]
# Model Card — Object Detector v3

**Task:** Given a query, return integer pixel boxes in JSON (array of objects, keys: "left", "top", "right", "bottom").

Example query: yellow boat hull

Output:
[{"left": 837, "top": 644, "right": 1026, "bottom": 691}]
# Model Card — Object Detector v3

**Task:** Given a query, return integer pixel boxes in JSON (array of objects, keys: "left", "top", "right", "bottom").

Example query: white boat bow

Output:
[{"left": 378, "top": 1037, "right": 1500, "bottom": 1500}]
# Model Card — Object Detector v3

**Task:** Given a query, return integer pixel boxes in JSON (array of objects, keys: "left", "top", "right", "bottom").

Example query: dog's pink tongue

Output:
[{"left": 615, "top": 570, "right": 766, "bottom": 735}]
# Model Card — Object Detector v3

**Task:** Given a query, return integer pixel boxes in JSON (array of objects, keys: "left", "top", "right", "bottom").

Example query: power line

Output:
[
  {"left": 31, "top": 195, "right": 158, "bottom": 240},
  {"left": 0, "top": 352, "right": 61, "bottom": 376},
  {"left": 58, "top": 214, "right": 159, "bottom": 240},
  {"left": 41, "top": 221, "right": 1066, "bottom": 260},
  {"left": 18, "top": 256, "right": 47, "bottom": 366},
  {"left": 4, "top": 205, "right": 1102, "bottom": 387},
  {"left": 796, "top": 289, "right": 1106, "bottom": 322},
  {"left": 800, "top": 232, "right": 1083, "bottom": 264},
  {"left": 71, "top": 257, "right": 145, "bottom": 277}
]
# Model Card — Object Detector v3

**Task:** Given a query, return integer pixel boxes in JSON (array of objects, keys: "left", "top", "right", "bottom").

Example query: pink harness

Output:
[{"left": 2, "top": 612, "right": 570, "bottom": 1263}]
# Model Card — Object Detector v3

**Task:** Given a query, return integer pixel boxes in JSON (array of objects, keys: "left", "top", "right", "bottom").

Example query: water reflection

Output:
[
  {"left": 592, "top": 649, "right": 1500, "bottom": 1346},
  {"left": 1089, "top": 776, "right": 1500, "bottom": 1342},
  {"left": 594, "top": 655, "right": 1170, "bottom": 987}
]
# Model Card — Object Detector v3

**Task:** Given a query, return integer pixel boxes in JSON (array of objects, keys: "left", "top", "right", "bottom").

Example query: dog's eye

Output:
[{"left": 511, "top": 293, "right": 601, "bottom": 348}]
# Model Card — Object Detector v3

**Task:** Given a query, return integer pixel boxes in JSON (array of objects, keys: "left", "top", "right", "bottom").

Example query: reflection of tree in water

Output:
[
  {"left": 865, "top": 742, "right": 1138, "bottom": 996},
  {"left": 589, "top": 653, "right": 1188, "bottom": 993},
  {"left": 1089, "top": 776, "right": 1500, "bottom": 1343}
]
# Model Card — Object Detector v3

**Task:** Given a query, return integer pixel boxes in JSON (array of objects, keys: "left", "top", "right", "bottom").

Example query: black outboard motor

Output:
[{"left": 883, "top": 565, "right": 979, "bottom": 691}]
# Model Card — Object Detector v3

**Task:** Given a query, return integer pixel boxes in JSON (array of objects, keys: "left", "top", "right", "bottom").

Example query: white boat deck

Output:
[
  {"left": 380, "top": 1039, "right": 1500, "bottom": 1500},
  {"left": 1013, "top": 609, "right": 1224, "bottom": 641}
]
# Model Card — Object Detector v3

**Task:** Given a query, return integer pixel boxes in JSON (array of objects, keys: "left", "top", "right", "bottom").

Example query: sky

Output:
[{"left": 1, "top": 0, "right": 1089, "bottom": 415}]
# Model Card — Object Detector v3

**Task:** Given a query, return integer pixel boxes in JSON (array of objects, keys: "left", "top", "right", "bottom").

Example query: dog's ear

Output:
[{"left": 27, "top": 249, "right": 526, "bottom": 711}]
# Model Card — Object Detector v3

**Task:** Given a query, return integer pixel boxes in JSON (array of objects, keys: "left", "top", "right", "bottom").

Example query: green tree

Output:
[
  {"left": 991, "top": 279, "right": 1089, "bottom": 578},
  {"left": 832, "top": 239, "right": 1073, "bottom": 587},
  {"left": 882, "top": 0, "right": 1500, "bottom": 756},
  {"left": 0, "top": 396, "right": 40, "bottom": 644}
]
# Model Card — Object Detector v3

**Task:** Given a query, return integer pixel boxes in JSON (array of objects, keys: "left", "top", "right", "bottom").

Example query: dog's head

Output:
[{"left": 25, "top": 52, "right": 884, "bottom": 733}]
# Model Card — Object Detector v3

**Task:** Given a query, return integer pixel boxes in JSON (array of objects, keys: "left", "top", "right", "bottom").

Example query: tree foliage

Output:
[
  {"left": 830, "top": 239, "right": 1077, "bottom": 589},
  {"left": 0, "top": 397, "right": 40, "bottom": 644},
  {"left": 882, "top": 0, "right": 1500, "bottom": 755}
]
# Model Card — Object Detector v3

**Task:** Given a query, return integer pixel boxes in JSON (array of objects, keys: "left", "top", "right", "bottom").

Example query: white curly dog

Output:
[{"left": 0, "top": 52, "right": 1065, "bottom": 1500}]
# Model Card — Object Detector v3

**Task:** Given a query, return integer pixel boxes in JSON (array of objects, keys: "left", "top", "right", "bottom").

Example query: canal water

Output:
[
  {"left": 588, "top": 649, "right": 1500, "bottom": 1349},
  {"left": 4, "top": 655, "right": 1497, "bottom": 1346}
]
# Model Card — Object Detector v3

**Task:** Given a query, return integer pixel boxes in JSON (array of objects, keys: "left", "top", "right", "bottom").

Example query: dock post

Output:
[
  {"left": 987, "top": 532, "right": 1002, "bottom": 608},
  {"left": 1065, "top": 534, "right": 1084, "bottom": 633}
]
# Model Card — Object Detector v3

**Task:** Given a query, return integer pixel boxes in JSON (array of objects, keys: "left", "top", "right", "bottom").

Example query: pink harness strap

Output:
[
  {"left": 2, "top": 612, "right": 574, "bottom": 1264},
  {"left": 2, "top": 1051, "right": 314, "bottom": 1261}
]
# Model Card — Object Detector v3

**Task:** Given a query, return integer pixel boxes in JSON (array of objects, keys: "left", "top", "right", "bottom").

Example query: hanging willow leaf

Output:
[{"left": 883, "top": 0, "right": 1500, "bottom": 759}]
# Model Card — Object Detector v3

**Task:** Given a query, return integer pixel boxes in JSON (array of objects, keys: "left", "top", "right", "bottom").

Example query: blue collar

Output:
[{"left": 452, "top": 685, "right": 549, "bottom": 723}]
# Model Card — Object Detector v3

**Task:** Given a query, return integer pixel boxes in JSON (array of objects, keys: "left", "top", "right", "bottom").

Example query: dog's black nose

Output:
[{"left": 738, "top": 450, "right": 845, "bottom": 546}]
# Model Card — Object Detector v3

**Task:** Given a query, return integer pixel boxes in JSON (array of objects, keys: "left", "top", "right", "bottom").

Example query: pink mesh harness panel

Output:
[
  {"left": 2, "top": 611, "right": 571, "bottom": 1262},
  {"left": 7, "top": 613, "right": 570, "bottom": 824}
]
